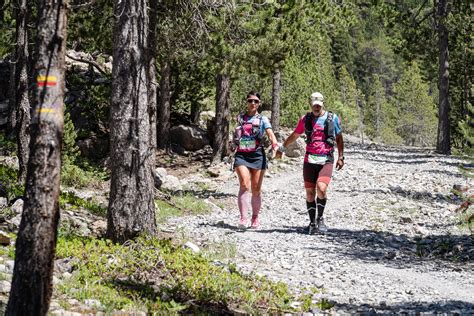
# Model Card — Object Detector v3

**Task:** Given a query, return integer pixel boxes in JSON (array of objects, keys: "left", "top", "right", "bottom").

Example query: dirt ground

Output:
[{"left": 155, "top": 149, "right": 213, "bottom": 179}]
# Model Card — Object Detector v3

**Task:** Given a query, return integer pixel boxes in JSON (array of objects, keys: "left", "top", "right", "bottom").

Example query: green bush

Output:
[
  {"left": 66, "top": 73, "right": 111, "bottom": 140},
  {"left": 61, "top": 162, "right": 107, "bottom": 189},
  {"left": 62, "top": 112, "right": 80, "bottom": 166},
  {"left": 0, "top": 134, "right": 17, "bottom": 155},
  {"left": 0, "top": 164, "right": 23, "bottom": 202},
  {"left": 55, "top": 235, "right": 318, "bottom": 314},
  {"left": 60, "top": 113, "right": 108, "bottom": 188},
  {"left": 59, "top": 191, "right": 107, "bottom": 218},
  {"left": 381, "top": 125, "right": 403, "bottom": 145}
]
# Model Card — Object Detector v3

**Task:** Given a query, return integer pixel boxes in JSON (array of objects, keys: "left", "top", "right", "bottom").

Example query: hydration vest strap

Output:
[
  {"left": 237, "top": 113, "right": 263, "bottom": 141},
  {"left": 304, "top": 111, "right": 335, "bottom": 146},
  {"left": 304, "top": 112, "right": 315, "bottom": 144},
  {"left": 325, "top": 112, "right": 335, "bottom": 146}
]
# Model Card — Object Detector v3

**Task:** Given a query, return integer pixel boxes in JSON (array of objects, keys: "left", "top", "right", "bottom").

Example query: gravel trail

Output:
[{"left": 166, "top": 144, "right": 474, "bottom": 314}]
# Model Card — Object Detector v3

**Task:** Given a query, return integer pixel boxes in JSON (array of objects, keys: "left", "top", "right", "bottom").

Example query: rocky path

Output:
[{"left": 166, "top": 144, "right": 474, "bottom": 314}]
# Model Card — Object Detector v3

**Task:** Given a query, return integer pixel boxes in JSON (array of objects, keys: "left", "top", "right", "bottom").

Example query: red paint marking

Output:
[{"left": 37, "top": 81, "right": 57, "bottom": 87}]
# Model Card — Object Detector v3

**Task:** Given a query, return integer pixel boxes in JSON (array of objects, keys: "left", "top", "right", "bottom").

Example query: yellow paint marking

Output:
[
  {"left": 36, "top": 108, "right": 57, "bottom": 113},
  {"left": 36, "top": 75, "right": 57, "bottom": 82}
]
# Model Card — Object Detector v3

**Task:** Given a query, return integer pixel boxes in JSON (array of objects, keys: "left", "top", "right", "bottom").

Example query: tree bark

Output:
[
  {"left": 271, "top": 68, "right": 281, "bottom": 132},
  {"left": 157, "top": 60, "right": 171, "bottom": 149},
  {"left": 436, "top": 0, "right": 450, "bottom": 154},
  {"left": 148, "top": 0, "right": 158, "bottom": 150},
  {"left": 190, "top": 101, "right": 200, "bottom": 124},
  {"left": 211, "top": 73, "right": 230, "bottom": 164},
  {"left": 0, "top": 0, "right": 5, "bottom": 21},
  {"left": 375, "top": 88, "right": 381, "bottom": 142},
  {"left": 7, "top": 0, "right": 67, "bottom": 314},
  {"left": 14, "top": 0, "right": 31, "bottom": 183},
  {"left": 107, "top": 0, "right": 156, "bottom": 243},
  {"left": 356, "top": 91, "right": 364, "bottom": 145},
  {"left": 7, "top": 56, "right": 17, "bottom": 138}
]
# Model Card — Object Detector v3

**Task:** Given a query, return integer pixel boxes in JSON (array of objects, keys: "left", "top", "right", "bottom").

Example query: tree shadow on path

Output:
[
  {"left": 335, "top": 185, "right": 456, "bottom": 204},
  {"left": 203, "top": 222, "right": 301, "bottom": 234},
  {"left": 307, "top": 227, "right": 473, "bottom": 269},
  {"left": 203, "top": 219, "right": 473, "bottom": 268},
  {"left": 331, "top": 299, "right": 474, "bottom": 315},
  {"left": 347, "top": 148, "right": 465, "bottom": 168}
]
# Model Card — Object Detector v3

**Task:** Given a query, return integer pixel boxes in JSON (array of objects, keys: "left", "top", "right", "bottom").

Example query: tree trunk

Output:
[
  {"left": 15, "top": 0, "right": 30, "bottom": 183},
  {"left": 0, "top": 0, "right": 5, "bottom": 21},
  {"left": 7, "top": 0, "right": 67, "bottom": 313},
  {"left": 190, "top": 101, "right": 200, "bottom": 124},
  {"left": 157, "top": 60, "right": 171, "bottom": 149},
  {"left": 356, "top": 91, "right": 364, "bottom": 145},
  {"left": 211, "top": 73, "right": 230, "bottom": 164},
  {"left": 341, "top": 82, "right": 347, "bottom": 105},
  {"left": 7, "top": 55, "right": 17, "bottom": 138},
  {"left": 107, "top": 0, "right": 156, "bottom": 243},
  {"left": 148, "top": 0, "right": 158, "bottom": 150},
  {"left": 271, "top": 68, "right": 281, "bottom": 132},
  {"left": 436, "top": 0, "right": 450, "bottom": 154},
  {"left": 375, "top": 88, "right": 381, "bottom": 143}
]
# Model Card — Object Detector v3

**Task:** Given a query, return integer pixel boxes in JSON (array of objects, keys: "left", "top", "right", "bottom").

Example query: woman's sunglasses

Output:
[{"left": 247, "top": 99, "right": 260, "bottom": 104}]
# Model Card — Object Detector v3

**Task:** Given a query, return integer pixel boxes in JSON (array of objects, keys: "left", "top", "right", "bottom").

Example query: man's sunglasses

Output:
[{"left": 247, "top": 99, "right": 260, "bottom": 104}]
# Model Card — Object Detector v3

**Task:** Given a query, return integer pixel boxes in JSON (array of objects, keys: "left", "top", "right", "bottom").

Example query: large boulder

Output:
[
  {"left": 169, "top": 125, "right": 210, "bottom": 151},
  {"left": 199, "top": 110, "right": 215, "bottom": 129},
  {"left": 260, "top": 110, "right": 272, "bottom": 119},
  {"left": 286, "top": 137, "right": 306, "bottom": 157}
]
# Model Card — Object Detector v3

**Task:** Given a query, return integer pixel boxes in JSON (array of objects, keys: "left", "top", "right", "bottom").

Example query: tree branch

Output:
[
  {"left": 416, "top": 9, "right": 434, "bottom": 27},
  {"left": 412, "top": 0, "right": 429, "bottom": 22},
  {"left": 66, "top": 53, "right": 109, "bottom": 76},
  {"left": 69, "top": 0, "right": 96, "bottom": 10}
]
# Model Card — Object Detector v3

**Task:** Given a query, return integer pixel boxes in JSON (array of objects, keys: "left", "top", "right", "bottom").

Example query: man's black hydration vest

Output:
[{"left": 304, "top": 111, "right": 336, "bottom": 147}]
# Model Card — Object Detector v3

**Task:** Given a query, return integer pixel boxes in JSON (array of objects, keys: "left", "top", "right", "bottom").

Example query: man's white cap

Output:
[{"left": 310, "top": 92, "right": 324, "bottom": 106}]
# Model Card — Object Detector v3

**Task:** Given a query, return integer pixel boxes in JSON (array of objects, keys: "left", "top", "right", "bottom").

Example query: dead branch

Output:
[{"left": 66, "top": 53, "right": 109, "bottom": 76}]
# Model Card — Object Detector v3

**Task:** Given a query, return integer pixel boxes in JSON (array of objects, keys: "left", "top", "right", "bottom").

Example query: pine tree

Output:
[
  {"left": 436, "top": 0, "right": 450, "bottom": 154},
  {"left": 458, "top": 101, "right": 474, "bottom": 157},
  {"left": 392, "top": 61, "right": 437, "bottom": 147},
  {"left": 336, "top": 65, "right": 359, "bottom": 134},
  {"left": 107, "top": 0, "right": 156, "bottom": 243},
  {"left": 62, "top": 112, "right": 80, "bottom": 166},
  {"left": 7, "top": 0, "right": 67, "bottom": 313},
  {"left": 11, "top": 0, "right": 30, "bottom": 183}
]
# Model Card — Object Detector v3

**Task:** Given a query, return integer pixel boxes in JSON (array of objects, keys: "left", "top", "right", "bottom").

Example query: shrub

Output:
[{"left": 55, "top": 235, "right": 318, "bottom": 314}]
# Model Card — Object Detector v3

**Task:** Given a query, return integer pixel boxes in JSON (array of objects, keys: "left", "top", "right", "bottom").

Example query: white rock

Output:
[
  {"left": 11, "top": 199, "right": 24, "bottom": 214},
  {"left": 183, "top": 241, "right": 200, "bottom": 253},
  {"left": 51, "top": 311, "right": 83, "bottom": 316},
  {"left": 0, "top": 280, "right": 11, "bottom": 293},
  {"left": 84, "top": 299, "right": 103, "bottom": 309},
  {"left": 162, "top": 175, "right": 182, "bottom": 191}
]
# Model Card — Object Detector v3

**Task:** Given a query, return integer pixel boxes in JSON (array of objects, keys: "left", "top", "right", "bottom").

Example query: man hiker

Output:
[{"left": 275, "top": 92, "right": 344, "bottom": 234}]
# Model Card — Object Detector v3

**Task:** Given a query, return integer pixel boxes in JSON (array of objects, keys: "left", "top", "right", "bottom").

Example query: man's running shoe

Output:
[
  {"left": 317, "top": 217, "right": 328, "bottom": 233},
  {"left": 249, "top": 216, "right": 259, "bottom": 229},
  {"left": 308, "top": 223, "right": 317, "bottom": 235}
]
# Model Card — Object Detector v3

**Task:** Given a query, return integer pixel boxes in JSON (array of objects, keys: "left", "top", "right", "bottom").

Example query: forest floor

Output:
[{"left": 163, "top": 140, "right": 474, "bottom": 314}]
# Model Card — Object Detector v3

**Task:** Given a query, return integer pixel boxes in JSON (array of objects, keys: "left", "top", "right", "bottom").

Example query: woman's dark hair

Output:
[{"left": 247, "top": 91, "right": 261, "bottom": 100}]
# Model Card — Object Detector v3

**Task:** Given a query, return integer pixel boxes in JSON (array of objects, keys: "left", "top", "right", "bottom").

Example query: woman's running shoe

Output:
[{"left": 249, "top": 215, "right": 259, "bottom": 229}]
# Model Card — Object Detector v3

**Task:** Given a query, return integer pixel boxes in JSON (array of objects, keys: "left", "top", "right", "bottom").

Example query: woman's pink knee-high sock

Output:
[
  {"left": 238, "top": 189, "right": 251, "bottom": 221},
  {"left": 251, "top": 194, "right": 262, "bottom": 217}
]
